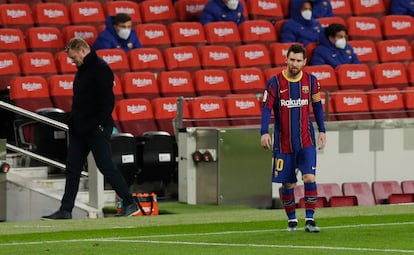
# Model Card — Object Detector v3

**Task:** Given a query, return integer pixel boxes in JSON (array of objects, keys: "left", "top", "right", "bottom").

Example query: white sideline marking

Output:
[{"left": 1, "top": 221, "right": 414, "bottom": 253}]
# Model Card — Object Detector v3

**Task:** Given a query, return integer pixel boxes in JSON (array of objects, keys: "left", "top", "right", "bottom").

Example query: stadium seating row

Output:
[{"left": 292, "top": 180, "right": 414, "bottom": 208}]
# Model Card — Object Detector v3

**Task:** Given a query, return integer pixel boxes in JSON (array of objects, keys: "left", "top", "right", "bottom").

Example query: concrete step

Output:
[
  {"left": 77, "top": 190, "right": 116, "bottom": 207},
  {"left": 32, "top": 176, "right": 88, "bottom": 191},
  {"left": 8, "top": 166, "right": 49, "bottom": 179}
]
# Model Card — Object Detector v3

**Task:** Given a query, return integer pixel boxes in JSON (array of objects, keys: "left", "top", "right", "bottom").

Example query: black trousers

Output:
[{"left": 60, "top": 125, "right": 134, "bottom": 212}]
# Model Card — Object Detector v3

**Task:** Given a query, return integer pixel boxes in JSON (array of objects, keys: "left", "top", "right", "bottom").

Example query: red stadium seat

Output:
[
  {"left": 331, "top": 0, "right": 353, "bottom": 18},
  {"left": 116, "top": 98, "right": 158, "bottom": 137},
  {"left": 263, "top": 66, "right": 285, "bottom": 81},
  {"left": 229, "top": 67, "right": 266, "bottom": 94},
  {"left": 19, "top": 51, "right": 58, "bottom": 77},
  {"left": 120, "top": 71, "right": 159, "bottom": 100},
  {"left": 112, "top": 73, "right": 124, "bottom": 101},
  {"left": 318, "top": 183, "right": 357, "bottom": 207},
  {"left": 96, "top": 49, "right": 130, "bottom": 75},
  {"left": 239, "top": 20, "right": 277, "bottom": 47},
  {"left": 134, "top": 23, "right": 171, "bottom": 50},
  {"left": 329, "top": 196, "right": 358, "bottom": 207},
  {"left": 246, "top": 0, "right": 284, "bottom": 23},
  {"left": 372, "top": 180, "right": 404, "bottom": 204},
  {"left": 233, "top": 43, "right": 271, "bottom": 69},
  {"left": 371, "top": 62, "right": 408, "bottom": 89},
  {"left": 298, "top": 197, "right": 328, "bottom": 208},
  {"left": 381, "top": 15, "right": 414, "bottom": 43},
  {"left": 309, "top": 91, "right": 336, "bottom": 121},
  {"left": 335, "top": 64, "right": 373, "bottom": 90},
  {"left": 139, "top": 0, "right": 177, "bottom": 24},
  {"left": 304, "top": 65, "right": 338, "bottom": 92},
  {"left": 331, "top": 89, "right": 372, "bottom": 120},
  {"left": 62, "top": 25, "right": 98, "bottom": 45},
  {"left": 189, "top": 96, "right": 230, "bottom": 127},
  {"left": 55, "top": 50, "right": 77, "bottom": 74},
  {"left": 0, "top": 3, "right": 34, "bottom": 34},
  {"left": 204, "top": 21, "right": 241, "bottom": 47},
  {"left": 350, "top": 0, "right": 385, "bottom": 18},
  {"left": 348, "top": 40, "right": 379, "bottom": 67},
  {"left": 224, "top": 93, "right": 261, "bottom": 126},
  {"left": 198, "top": 45, "right": 236, "bottom": 70},
  {"left": 401, "top": 180, "right": 414, "bottom": 194},
  {"left": 269, "top": 42, "right": 297, "bottom": 67},
  {"left": 127, "top": 47, "right": 165, "bottom": 73},
  {"left": 174, "top": 0, "right": 207, "bottom": 22},
  {"left": 0, "top": 52, "right": 21, "bottom": 90},
  {"left": 406, "top": 62, "right": 414, "bottom": 86},
  {"left": 32, "top": 2, "right": 70, "bottom": 29},
  {"left": 168, "top": 22, "right": 206, "bottom": 47},
  {"left": 103, "top": 1, "right": 141, "bottom": 25},
  {"left": 0, "top": 28, "right": 26, "bottom": 54},
  {"left": 157, "top": 70, "right": 196, "bottom": 97},
  {"left": 163, "top": 45, "right": 201, "bottom": 72},
  {"left": 376, "top": 39, "right": 412, "bottom": 64},
  {"left": 387, "top": 193, "right": 414, "bottom": 204},
  {"left": 368, "top": 87, "right": 407, "bottom": 119},
  {"left": 69, "top": 1, "right": 105, "bottom": 26},
  {"left": 342, "top": 182, "right": 376, "bottom": 206},
  {"left": 26, "top": 26, "right": 65, "bottom": 54},
  {"left": 403, "top": 86, "right": 414, "bottom": 117},
  {"left": 317, "top": 16, "right": 346, "bottom": 28},
  {"left": 347, "top": 16, "right": 383, "bottom": 42},
  {"left": 48, "top": 74, "right": 74, "bottom": 113},
  {"left": 193, "top": 69, "right": 231, "bottom": 96}
]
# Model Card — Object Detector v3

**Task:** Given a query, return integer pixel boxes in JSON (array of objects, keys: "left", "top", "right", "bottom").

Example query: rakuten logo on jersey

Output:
[
  {"left": 209, "top": 51, "right": 229, "bottom": 61},
  {"left": 115, "top": 7, "right": 135, "bottom": 15},
  {"left": 168, "top": 77, "right": 188, "bottom": 86},
  {"left": 44, "top": 9, "right": 64, "bottom": 18},
  {"left": 356, "top": 22, "right": 376, "bottom": 31},
  {"left": 244, "top": 50, "right": 265, "bottom": 60},
  {"left": 37, "top": 33, "right": 58, "bottom": 42},
  {"left": 0, "top": 59, "right": 13, "bottom": 69},
  {"left": 173, "top": 52, "right": 193, "bottom": 62},
  {"left": 150, "top": 5, "right": 169, "bottom": 15},
  {"left": 251, "top": 26, "right": 271, "bottom": 35},
  {"left": 379, "top": 94, "right": 398, "bottom": 104},
  {"left": 138, "top": 53, "right": 158, "bottom": 63},
  {"left": 343, "top": 97, "right": 363, "bottom": 106},
  {"left": 200, "top": 103, "right": 220, "bottom": 112},
  {"left": 386, "top": 45, "right": 406, "bottom": 55},
  {"left": 258, "top": 0, "right": 277, "bottom": 10},
  {"left": 127, "top": 104, "right": 147, "bottom": 114},
  {"left": 346, "top": 70, "right": 366, "bottom": 79},
  {"left": 31, "top": 58, "right": 51, "bottom": 67},
  {"left": 204, "top": 75, "right": 224, "bottom": 85},
  {"left": 145, "top": 30, "right": 164, "bottom": 39},
  {"left": 102, "top": 55, "right": 122, "bottom": 64},
  {"left": 235, "top": 100, "right": 255, "bottom": 109},
  {"left": 132, "top": 78, "right": 152, "bottom": 87},
  {"left": 79, "top": 8, "right": 99, "bottom": 17},
  {"left": 22, "top": 82, "right": 42, "bottom": 92},
  {"left": 59, "top": 80, "right": 73, "bottom": 90},
  {"left": 163, "top": 103, "right": 176, "bottom": 112},
  {"left": 361, "top": 0, "right": 379, "bottom": 8},
  {"left": 214, "top": 28, "right": 234, "bottom": 37},
  {"left": 382, "top": 69, "right": 401, "bottom": 78},
  {"left": 179, "top": 28, "right": 200, "bottom": 37},
  {"left": 280, "top": 98, "right": 309, "bottom": 108}
]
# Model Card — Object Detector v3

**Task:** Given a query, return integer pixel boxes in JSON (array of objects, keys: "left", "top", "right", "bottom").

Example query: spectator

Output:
[
  {"left": 93, "top": 13, "right": 141, "bottom": 52},
  {"left": 290, "top": 0, "right": 334, "bottom": 19},
  {"left": 280, "top": 0, "right": 323, "bottom": 46},
  {"left": 390, "top": 0, "right": 414, "bottom": 16},
  {"left": 200, "top": 0, "right": 245, "bottom": 26},
  {"left": 310, "top": 23, "right": 360, "bottom": 68}
]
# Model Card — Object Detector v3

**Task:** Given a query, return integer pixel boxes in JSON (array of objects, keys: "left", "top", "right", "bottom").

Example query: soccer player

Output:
[{"left": 260, "top": 44, "right": 327, "bottom": 232}]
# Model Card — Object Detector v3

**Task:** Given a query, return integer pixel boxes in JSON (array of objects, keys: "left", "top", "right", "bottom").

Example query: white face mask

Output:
[
  {"left": 335, "top": 38, "right": 347, "bottom": 49},
  {"left": 301, "top": 10, "right": 312, "bottom": 20},
  {"left": 226, "top": 0, "right": 239, "bottom": 10},
  {"left": 117, "top": 28, "right": 131, "bottom": 40}
]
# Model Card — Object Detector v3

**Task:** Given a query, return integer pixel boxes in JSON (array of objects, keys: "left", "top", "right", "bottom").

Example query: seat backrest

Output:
[
  {"left": 0, "top": 28, "right": 26, "bottom": 54},
  {"left": 189, "top": 95, "right": 230, "bottom": 127},
  {"left": 239, "top": 19, "right": 277, "bottom": 46},
  {"left": 112, "top": 73, "right": 124, "bottom": 101},
  {"left": 32, "top": 2, "right": 70, "bottom": 27},
  {"left": 127, "top": 47, "right": 165, "bottom": 73},
  {"left": 157, "top": 70, "right": 196, "bottom": 97},
  {"left": 134, "top": 23, "right": 171, "bottom": 49},
  {"left": 69, "top": 1, "right": 105, "bottom": 26},
  {"left": 168, "top": 21, "right": 206, "bottom": 47},
  {"left": 381, "top": 15, "right": 414, "bottom": 43},
  {"left": 401, "top": 180, "right": 414, "bottom": 194},
  {"left": 0, "top": 3, "right": 34, "bottom": 33},
  {"left": 204, "top": 21, "right": 241, "bottom": 47},
  {"left": 62, "top": 25, "right": 98, "bottom": 45},
  {"left": 103, "top": 1, "right": 141, "bottom": 24},
  {"left": 233, "top": 43, "right": 271, "bottom": 69},
  {"left": 26, "top": 26, "right": 64, "bottom": 54},
  {"left": 246, "top": 0, "right": 284, "bottom": 23},
  {"left": 192, "top": 69, "right": 231, "bottom": 96},
  {"left": 151, "top": 96, "right": 191, "bottom": 135},
  {"left": 121, "top": 71, "right": 159, "bottom": 100},
  {"left": 229, "top": 67, "right": 266, "bottom": 94},
  {"left": 376, "top": 39, "right": 412, "bottom": 64},
  {"left": 317, "top": 183, "right": 343, "bottom": 201},
  {"left": 368, "top": 87, "right": 407, "bottom": 119},
  {"left": 371, "top": 62, "right": 408, "bottom": 89},
  {"left": 348, "top": 40, "right": 379, "bottom": 67},
  {"left": 342, "top": 182, "right": 376, "bottom": 206},
  {"left": 9, "top": 75, "right": 54, "bottom": 112},
  {"left": 96, "top": 48, "right": 130, "bottom": 74},
  {"left": 174, "top": 0, "right": 207, "bottom": 22},
  {"left": 263, "top": 66, "right": 285, "bottom": 81},
  {"left": 224, "top": 93, "right": 261, "bottom": 126},
  {"left": 55, "top": 50, "right": 77, "bottom": 74},
  {"left": 407, "top": 62, "right": 414, "bottom": 86},
  {"left": 350, "top": 0, "right": 385, "bottom": 18},
  {"left": 317, "top": 16, "right": 346, "bottom": 28},
  {"left": 19, "top": 51, "right": 57, "bottom": 76},
  {"left": 330, "top": 0, "right": 353, "bottom": 18},
  {"left": 331, "top": 89, "right": 372, "bottom": 120},
  {"left": 0, "top": 51, "right": 21, "bottom": 90},
  {"left": 309, "top": 91, "right": 336, "bottom": 121},
  {"left": 269, "top": 42, "right": 297, "bottom": 67},
  {"left": 163, "top": 45, "right": 201, "bottom": 72},
  {"left": 347, "top": 16, "right": 383, "bottom": 42},
  {"left": 198, "top": 45, "right": 236, "bottom": 70},
  {"left": 303, "top": 65, "right": 338, "bottom": 92},
  {"left": 48, "top": 74, "right": 74, "bottom": 112},
  {"left": 139, "top": 0, "right": 177, "bottom": 24},
  {"left": 372, "top": 180, "right": 402, "bottom": 204},
  {"left": 335, "top": 63, "right": 373, "bottom": 90}
]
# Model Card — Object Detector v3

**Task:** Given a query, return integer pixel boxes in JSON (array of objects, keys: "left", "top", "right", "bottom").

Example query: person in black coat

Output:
[{"left": 42, "top": 38, "right": 138, "bottom": 219}]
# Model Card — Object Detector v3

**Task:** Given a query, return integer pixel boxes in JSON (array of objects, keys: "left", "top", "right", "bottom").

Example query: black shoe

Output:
[
  {"left": 305, "top": 220, "right": 320, "bottom": 233},
  {"left": 115, "top": 203, "right": 139, "bottom": 217},
  {"left": 41, "top": 210, "right": 72, "bottom": 220},
  {"left": 287, "top": 220, "right": 298, "bottom": 232}
]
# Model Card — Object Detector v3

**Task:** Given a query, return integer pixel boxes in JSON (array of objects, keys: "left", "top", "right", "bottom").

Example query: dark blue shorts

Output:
[{"left": 272, "top": 146, "right": 317, "bottom": 183}]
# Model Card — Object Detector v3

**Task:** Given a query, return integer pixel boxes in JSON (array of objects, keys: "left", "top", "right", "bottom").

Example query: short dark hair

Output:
[
  {"left": 112, "top": 13, "right": 132, "bottom": 25},
  {"left": 325, "top": 23, "right": 347, "bottom": 38},
  {"left": 287, "top": 44, "right": 306, "bottom": 59}
]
